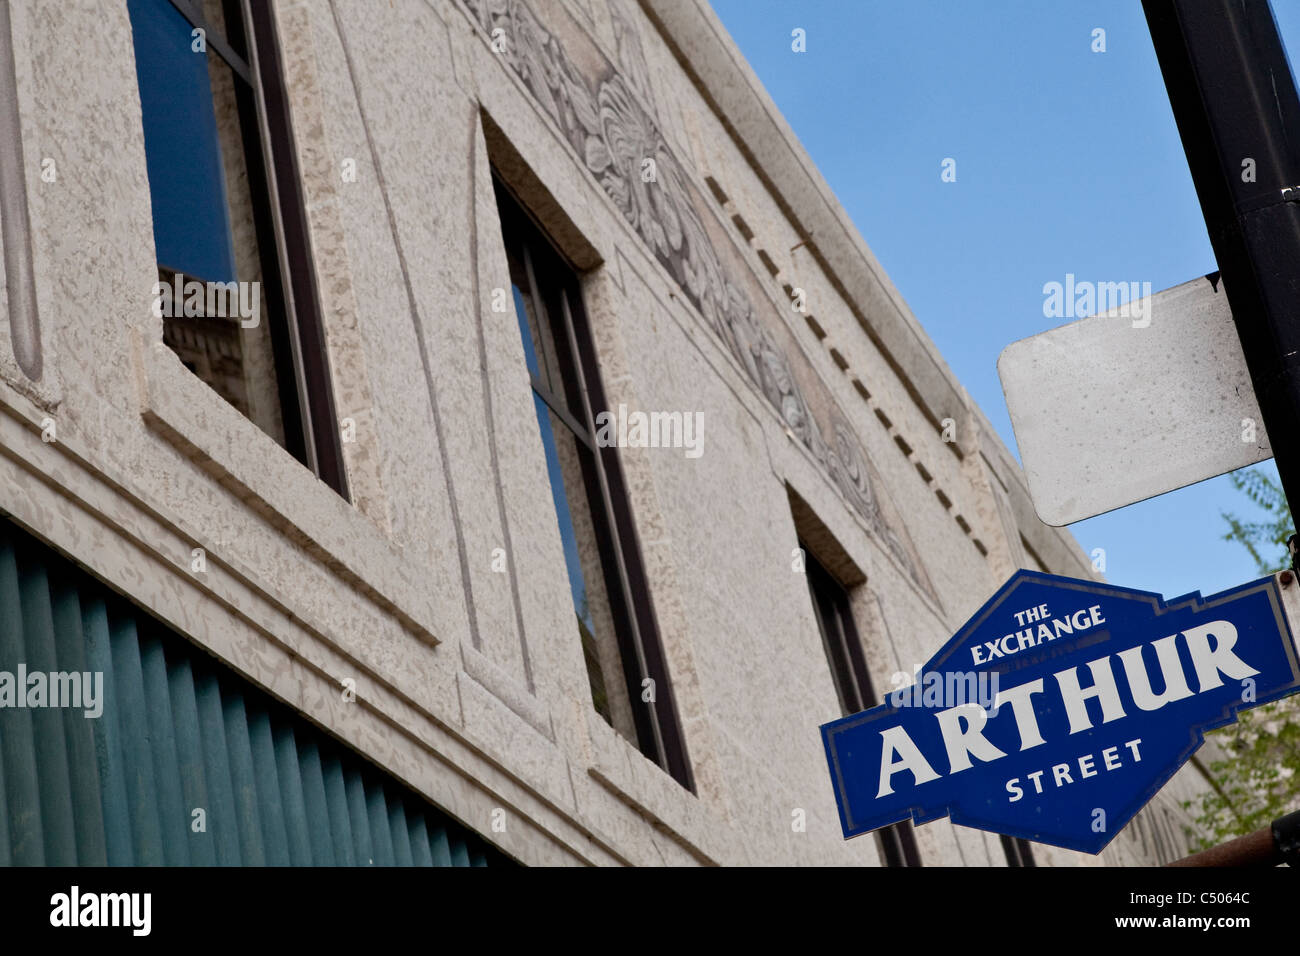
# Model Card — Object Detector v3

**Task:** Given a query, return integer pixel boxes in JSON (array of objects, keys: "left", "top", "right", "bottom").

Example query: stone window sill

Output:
[
  {"left": 133, "top": 332, "right": 440, "bottom": 645},
  {"left": 583, "top": 707, "right": 731, "bottom": 865}
]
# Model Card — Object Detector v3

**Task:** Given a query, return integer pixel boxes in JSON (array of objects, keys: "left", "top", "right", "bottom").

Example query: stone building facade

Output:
[{"left": 0, "top": 0, "right": 1210, "bottom": 865}]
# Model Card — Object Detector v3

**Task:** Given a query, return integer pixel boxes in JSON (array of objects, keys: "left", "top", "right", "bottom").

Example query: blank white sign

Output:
[{"left": 998, "top": 277, "right": 1271, "bottom": 527}]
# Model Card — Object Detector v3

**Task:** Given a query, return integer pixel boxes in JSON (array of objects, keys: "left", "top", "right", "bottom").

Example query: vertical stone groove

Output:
[{"left": 0, "top": 0, "right": 41, "bottom": 381}]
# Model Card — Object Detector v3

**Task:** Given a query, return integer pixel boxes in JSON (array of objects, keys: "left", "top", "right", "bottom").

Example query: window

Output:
[
  {"left": 1000, "top": 834, "right": 1036, "bottom": 867},
  {"left": 494, "top": 175, "right": 692, "bottom": 789},
  {"left": 127, "top": 0, "right": 348, "bottom": 497},
  {"left": 803, "top": 545, "right": 922, "bottom": 867}
]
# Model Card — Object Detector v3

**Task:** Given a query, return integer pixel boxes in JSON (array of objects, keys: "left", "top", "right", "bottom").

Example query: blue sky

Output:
[{"left": 711, "top": 0, "right": 1300, "bottom": 599}]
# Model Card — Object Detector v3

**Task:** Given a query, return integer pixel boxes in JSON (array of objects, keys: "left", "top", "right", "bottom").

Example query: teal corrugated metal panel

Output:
[
  {"left": 387, "top": 790, "right": 415, "bottom": 867},
  {"left": 49, "top": 579, "right": 106, "bottom": 865},
  {"left": 272, "top": 721, "right": 313, "bottom": 865},
  {"left": 18, "top": 555, "right": 77, "bottom": 865},
  {"left": 165, "top": 653, "right": 215, "bottom": 865},
  {"left": 295, "top": 738, "right": 335, "bottom": 866},
  {"left": 0, "top": 539, "right": 46, "bottom": 864},
  {"left": 0, "top": 520, "right": 508, "bottom": 867},
  {"left": 408, "top": 812, "right": 433, "bottom": 867},
  {"left": 365, "top": 778, "right": 396, "bottom": 866},
  {"left": 140, "top": 629, "right": 190, "bottom": 865},
  {"left": 246, "top": 703, "right": 291, "bottom": 864},
  {"left": 109, "top": 614, "right": 165, "bottom": 865},
  {"left": 450, "top": 832, "right": 472, "bottom": 868},
  {"left": 319, "top": 749, "right": 355, "bottom": 866},
  {"left": 0, "top": 730, "right": 10, "bottom": 866},
  {"left": 193, "top": 667, "right": 241, "bottom": 865},
  {"left": 221, "top": 686, "right": 267, "bottom": 866},
  {"left": 81, "top": 596, "right": 133, "bottom": 865},
  {"left": 193, "top": 665, "right": 243, "bottom": 868},
  {"left": 344, "top": 767, "right": 373, "bottom": 865},
  {"left": 428, "top": 821, "right": 454, "bottom": 867}
]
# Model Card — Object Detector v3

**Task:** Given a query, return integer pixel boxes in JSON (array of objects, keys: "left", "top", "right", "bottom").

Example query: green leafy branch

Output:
[{"left": 1184, "top": 467, "right": 1300, "bottom": 849}]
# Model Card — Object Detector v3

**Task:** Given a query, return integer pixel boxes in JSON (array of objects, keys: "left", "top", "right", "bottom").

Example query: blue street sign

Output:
[{"left": 820, "top": 570, "right": 1300, "bottom": 854}]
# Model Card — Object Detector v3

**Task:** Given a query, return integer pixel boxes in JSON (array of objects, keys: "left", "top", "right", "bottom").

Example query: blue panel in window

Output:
[
  {"left": 531, "top": 393, "right": 598, "bottom": 636},
  {"left": 511, "top": 284, "right": 541, "bottom": 379},
  {"left": 127, "top": 0, "right": 237, "bottom": 283}
]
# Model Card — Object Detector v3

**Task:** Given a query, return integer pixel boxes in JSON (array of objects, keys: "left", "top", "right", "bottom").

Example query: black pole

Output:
[{"left": 1143, "top": 0, "right": 1300, "bottom": 513}]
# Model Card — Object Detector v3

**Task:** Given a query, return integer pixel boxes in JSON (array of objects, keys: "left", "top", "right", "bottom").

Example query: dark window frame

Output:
[
  {"left": 802, "top": 544, "right": 922, "bottom": 867},
  {"left": 1000, "top": 833, "right": 1036, "bottom": 867},
  {"left": 494, "top": 175, "right": 693, "bottom": 791},
  {"left": 144, "top": 0, "right": 349, "bottom": 498}
]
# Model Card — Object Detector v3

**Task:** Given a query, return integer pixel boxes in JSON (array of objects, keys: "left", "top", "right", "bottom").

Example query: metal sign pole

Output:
[{"left": 1142, "top": 0, "right": 1300, "bottom": 511}]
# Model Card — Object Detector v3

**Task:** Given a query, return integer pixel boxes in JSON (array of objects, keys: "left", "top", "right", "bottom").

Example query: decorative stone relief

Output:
[
  {"left": 608, "top": 0, "right": 656, "bottom": 114},
  {"left": 463, "top": 0, "right": 934, "bottom": 600}
]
